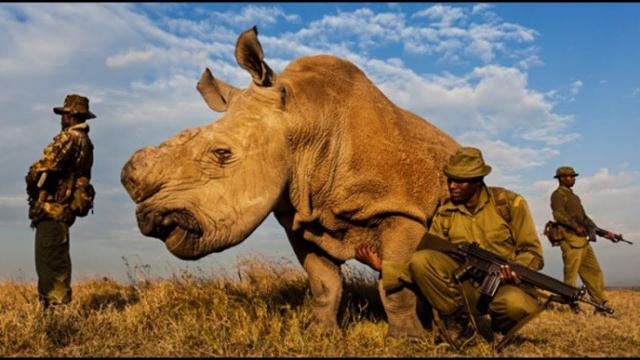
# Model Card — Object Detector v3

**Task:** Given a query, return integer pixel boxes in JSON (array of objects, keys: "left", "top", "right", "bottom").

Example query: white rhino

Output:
[{"left": 121, "top": 26, "right": 459, "bottom": 338}]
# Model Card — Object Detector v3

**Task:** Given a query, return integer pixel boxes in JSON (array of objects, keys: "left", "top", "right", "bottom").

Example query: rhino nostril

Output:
[
  {"left": 153, "top": 212, "right": 164, "bottom": 226},
  {"left": 136, "top": 209, "right": 160, "bottom": 235},
  {"left": 162, "top": 216, "right": 174, "bottom": 227},
  {"left": 122, "top": 177, "right": 138, "bottom": 194},
  {"left": 121, "top": 162, "right": 140, "bottom": 193}
]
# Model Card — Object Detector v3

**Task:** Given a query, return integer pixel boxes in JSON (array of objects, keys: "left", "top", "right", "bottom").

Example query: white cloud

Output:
[
  {"left": 513, "top": 46, "right": 544, "bottom": 70},
  {"left": 458, "top": 133, "right": 559, "bottom": 170},
  {"left": 106, "top": 48, "right": 158, "bottom": 68},
  {"left": 282, "top": 4, "right": 537, "bottom": 64},
  {"left": 412, "top": 4, "right": 467, "bottom": 28},
  {"left": 0, "top": 4, "right": 173, "bottom": 76},
  {"left": 465, "top": 22, "right": 538, "bottom": 62},
  {"left": 0, "top": 196, "right": 25, "bottom": 207},
  {"left": 569, "top": 80, "right": 583, "bottom": 95},
  {"left": 359, "top": 61, "right": 579, "bottom": 147},
  {"left": 472, "top": 4, "right": 494, "bottom": 15},
  {"left": 204, "top": 5, "right": 300, "bottom": 28}
]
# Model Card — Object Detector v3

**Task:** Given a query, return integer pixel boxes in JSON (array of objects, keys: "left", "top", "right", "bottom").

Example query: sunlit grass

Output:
[{"left": 1, "top": 256, "right": 638, "bottom": 357}]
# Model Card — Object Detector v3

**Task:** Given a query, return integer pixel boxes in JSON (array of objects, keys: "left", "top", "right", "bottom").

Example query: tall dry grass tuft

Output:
[{"left": 1, "top": 256, "right": 638, "bottom": 357}]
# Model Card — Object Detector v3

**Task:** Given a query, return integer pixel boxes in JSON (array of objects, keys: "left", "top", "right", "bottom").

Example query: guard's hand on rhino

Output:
[{"left": 355, "top": 243, "right": 382, "bottom": 272}]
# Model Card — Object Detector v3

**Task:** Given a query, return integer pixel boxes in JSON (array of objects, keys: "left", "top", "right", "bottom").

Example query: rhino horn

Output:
[
  {"left": 196, "top": 68, "right": 239, "bottom": 113},
  {"left": 235, "top": 26, "right": 275, "bottom": 87}
]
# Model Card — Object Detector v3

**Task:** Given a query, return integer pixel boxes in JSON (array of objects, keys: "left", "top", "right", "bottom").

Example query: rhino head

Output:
[{"left": 121, "top": 27, "right": 291, "bottom": 260}]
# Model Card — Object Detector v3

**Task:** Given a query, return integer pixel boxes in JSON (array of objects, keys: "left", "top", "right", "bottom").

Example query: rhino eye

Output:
[{"left": 212, "top": 148, "right": 233, "bottom": 162}]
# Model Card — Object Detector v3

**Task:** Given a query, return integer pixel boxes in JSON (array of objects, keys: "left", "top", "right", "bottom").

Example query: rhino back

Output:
[{"left": 279, "top": 55, "right": 459, "bottom": 234}]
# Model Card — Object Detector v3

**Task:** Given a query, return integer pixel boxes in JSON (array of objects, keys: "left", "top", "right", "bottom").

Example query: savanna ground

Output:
[{"left": 1, "top": 256, "right": 638, "bottom": 357}]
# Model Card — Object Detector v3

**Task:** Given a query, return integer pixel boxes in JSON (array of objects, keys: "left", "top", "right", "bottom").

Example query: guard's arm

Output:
[{"left": 510, "top": 195, "right": 544, "bottom": 271}]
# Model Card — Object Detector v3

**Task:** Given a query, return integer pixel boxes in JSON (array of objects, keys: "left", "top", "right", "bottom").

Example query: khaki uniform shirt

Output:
[
  {"left": 550, "top": 185, "right": 595, "bottom": 248},
  {"left": 550, "top": 185, "right": 595, "bottom": 231},
  {"left": 381, "top": 186, "right": 544, "bottom": 290},
  {"left": 26, "top": 123, "right": 94, "bottom": 224},
  {"left": 428, "top": 186, "right": 543, "bottom": 270}
]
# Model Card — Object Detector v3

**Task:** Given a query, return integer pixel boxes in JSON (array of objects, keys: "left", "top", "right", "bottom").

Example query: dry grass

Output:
[{"left": 1, "top": 256, "right": 638, "bottom": 357}]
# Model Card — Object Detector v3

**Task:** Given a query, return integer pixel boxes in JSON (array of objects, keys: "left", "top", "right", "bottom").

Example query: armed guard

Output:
[
  {"left": 25, "top": 94, "right": 96, "bottom": 309},
  {"left": 550, "top": 166, "right": 619, "bottom": 316},
  {"left": 356, "top": 147, "right": 544, "bottom": 350},
  {"left": 408, "top": 147, "right": 544, "bottom": 349}
]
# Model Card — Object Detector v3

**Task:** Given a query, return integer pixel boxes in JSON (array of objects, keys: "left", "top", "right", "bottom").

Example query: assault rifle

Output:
[
  {"left": 420, "top": 233, "right": 615, "bottom": 315},
  {"left": 588, "top": 226, "right": 633, "bottom": 245}
]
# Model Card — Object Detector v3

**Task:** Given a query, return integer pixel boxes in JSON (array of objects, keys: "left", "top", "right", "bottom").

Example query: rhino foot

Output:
[
  {"left": 386, "top": 322, "right": 428, "bottom": 340},
  {"left": 305, "top": 318, "right": 342, "bottom": 336}
]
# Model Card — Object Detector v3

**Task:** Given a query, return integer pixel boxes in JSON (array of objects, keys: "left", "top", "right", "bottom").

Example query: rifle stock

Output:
[{"left": 421, "top": 233, "right": 615, "bottom": 314}]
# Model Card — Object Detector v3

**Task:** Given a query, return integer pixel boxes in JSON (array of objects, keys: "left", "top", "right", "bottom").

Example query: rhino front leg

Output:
[
  {"left": 379, "top": 216, "right": 428, "bottom": 339},
  {"left": 275, "top": 212, "right": 343, "bottom": 330},
  {"left": 299, "top": 244, "right": 343, "bottom": 330}
]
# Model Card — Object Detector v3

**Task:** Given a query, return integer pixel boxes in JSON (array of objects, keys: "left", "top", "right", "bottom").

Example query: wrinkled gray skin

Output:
[{"left": 121, "top": 27, "right": 459, "bottom": 338}]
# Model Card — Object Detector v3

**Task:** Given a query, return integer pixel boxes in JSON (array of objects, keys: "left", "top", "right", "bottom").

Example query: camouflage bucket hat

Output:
[
  {"left": 554, "top": 166, "right": 579, "bottom": 178},
  {"left": 443, "top": 147, "right": 492, "bottom": 180},
  {"left": 53, "top": 94, "right": 96, "bottom": 119}
]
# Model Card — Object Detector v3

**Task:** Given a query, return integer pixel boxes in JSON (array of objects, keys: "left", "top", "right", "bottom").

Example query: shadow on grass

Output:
[
  {"left": 42, "top": 311, "right": 79, "bottom": 348},
  {"left": 339, "top": 278, "right": 386, "bottom": 324},
  {"left": 224, "top": 268, "right": 432, "bottom": 330},
  {"left": 83, "top": 288, "right": 140, "bottom": 311},
  {"left": 78, "top": 278, "right": 140, "bottom": 312}
]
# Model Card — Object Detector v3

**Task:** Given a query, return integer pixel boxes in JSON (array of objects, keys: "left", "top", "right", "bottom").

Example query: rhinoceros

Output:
[{"left": 121, "top": 26, "right": 459, "bottom": 338}]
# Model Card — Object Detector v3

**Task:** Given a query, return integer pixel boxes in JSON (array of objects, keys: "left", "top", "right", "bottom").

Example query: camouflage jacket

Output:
[{"left": 26, "top": 123, "right": 94, "bottom": 225}]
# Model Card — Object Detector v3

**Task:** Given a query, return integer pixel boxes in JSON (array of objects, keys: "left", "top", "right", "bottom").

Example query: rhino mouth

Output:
[{"left": 137, "top": 208, "right": 203, "bottom": 244}]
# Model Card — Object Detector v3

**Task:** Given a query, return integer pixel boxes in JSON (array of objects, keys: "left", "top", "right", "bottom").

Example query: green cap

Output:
[
  {"left": 554, "top": 166, "right": 579, "bottom": 178},
  {"left": 53, "top": 94, "right": 96, "bottom": 119},
  {"left": 443, "top": 147, "right": 492, "bottom": 180}
]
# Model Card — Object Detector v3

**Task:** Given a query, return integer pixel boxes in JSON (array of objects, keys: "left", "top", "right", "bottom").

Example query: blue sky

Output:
[{"left": 1, "top": 3, "right": 639, "bottom": 286}]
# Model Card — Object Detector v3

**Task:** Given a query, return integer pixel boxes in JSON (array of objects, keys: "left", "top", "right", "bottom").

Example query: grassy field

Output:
[{"left": 1, "top": 256, "right": 638, "bottom": 357}]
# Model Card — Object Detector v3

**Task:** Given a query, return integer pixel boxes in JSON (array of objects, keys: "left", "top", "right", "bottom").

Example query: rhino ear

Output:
[
  {"left": 235, "top": 26, "right": 275, "bottom": 87},
  {"left": 197, "top": 68, "right": 240, "bottom": 112}
]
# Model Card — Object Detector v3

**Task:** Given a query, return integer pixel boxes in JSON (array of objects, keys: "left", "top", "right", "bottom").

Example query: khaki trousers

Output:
[
  {"left": 409, "top": 249, "right": 541, "bottom": 333},
  {"left": 560, "top": 233, "right": 607, "bottom": 304},
  {"left": 35, "top": 219, "right": 72, "bottom": 305}
]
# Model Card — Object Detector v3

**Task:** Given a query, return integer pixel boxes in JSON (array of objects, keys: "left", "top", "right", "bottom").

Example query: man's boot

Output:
[
  {"left": 593, "top": 301, "right": 617, "bottom": 318},
  {"left": 433, "top": 308, "right": 478, "bottom": 351},
  {"left": 569, "top": 302, "right": 582, "bottom": 314}
]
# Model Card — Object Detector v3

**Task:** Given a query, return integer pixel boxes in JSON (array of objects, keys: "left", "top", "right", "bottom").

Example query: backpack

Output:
[
  {"left": 439, "top": 187, "right": 513, "bottom": 238},
  {"left": 70, "top": 176, "right": 95, "bottom": 217}
]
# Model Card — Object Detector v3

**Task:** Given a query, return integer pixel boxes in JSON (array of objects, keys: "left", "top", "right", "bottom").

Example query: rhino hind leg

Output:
[{"left": 379, "top": 283, "right": 427, "bottom": 339}]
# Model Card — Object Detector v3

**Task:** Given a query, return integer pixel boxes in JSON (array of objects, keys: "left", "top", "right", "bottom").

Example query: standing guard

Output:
[
  {"left": 26, "top": 94, "right": 96, "bottom": 309},
  {"left": 550, "top": 166, "right": 619, "bottom": 317}
]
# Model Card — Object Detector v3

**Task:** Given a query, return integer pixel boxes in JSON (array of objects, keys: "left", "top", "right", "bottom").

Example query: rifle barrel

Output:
[{"left": 596, "top": 227, "right": 633, "bottom": 245}]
